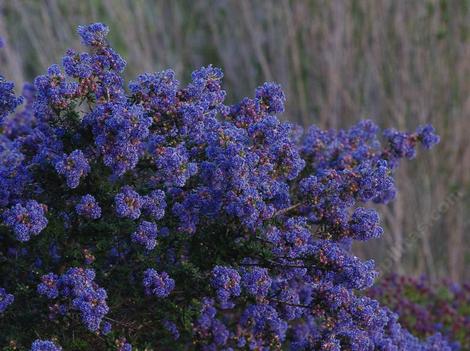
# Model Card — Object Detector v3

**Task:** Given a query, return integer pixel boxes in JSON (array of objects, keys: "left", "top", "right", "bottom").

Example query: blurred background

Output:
[{"left": 0, "top": 0, "right": 468, "bottom": 281}]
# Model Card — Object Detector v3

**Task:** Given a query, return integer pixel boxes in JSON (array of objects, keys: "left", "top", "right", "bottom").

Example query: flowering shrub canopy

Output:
[
  {"left": 369, "top": 275, "right": 470, "bottom": 350},
  {"left": 0, "top": 23, "right": 451, "bottom": 350}
]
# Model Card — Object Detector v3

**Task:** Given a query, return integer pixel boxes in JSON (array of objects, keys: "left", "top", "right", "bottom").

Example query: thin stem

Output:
[
  {"left": 268, "top": 297, "right": 310, "bottom": 309},
  {"left": 274, "top": 202, "right": 303, "bottom": 217}
]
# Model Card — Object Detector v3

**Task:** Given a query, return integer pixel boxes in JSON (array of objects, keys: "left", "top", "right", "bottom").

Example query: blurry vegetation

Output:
[{"left": 0, "top": 0, "right": 469, "bottom": 281}]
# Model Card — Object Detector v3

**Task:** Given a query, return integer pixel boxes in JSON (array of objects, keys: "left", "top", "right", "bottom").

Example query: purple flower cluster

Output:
[
  {"left": 0, "top": 22, "right": 449, "bottom": 349},
  {"left": 115, "top": 186, "right": 143, "bottom": 220},
  {"left": 131, "top": 221, "right": 159, "bottom": 250},
  {"left": 369, "top": 275, "right": 469, "bottom": 350},
  {"left": 163, "top": 320, "right": 180, "bottom": 340},
  {"left": 129, "top": 69, "right": 179, "bottom": 115},
  {"left": 417, "top": 124, "right": 440, "bottom": 149},
  {"left": 3, "top": 200, "right": 48, "bottom": 242},
  {"left": 0, "top": 134, "right": 31, "bottom": 207},
  {"left": 0, "top": 76, "right": 23, "bottom": 122},
  {"left": 187, "top": 65, "right": 226, "bottom": 109},
  {"left": 75, "top": 194, "right": 101, "bottom": 219},
  {"left": 94, "top": 104, "right": 151, "bottom": 176},
  {"left": 255, "top": 82, "right": 286, "bottom": 114},
  {"left": 239, "top": 304, "right": 288, "bottom": 348},
  {"left": 31, "top": 340, "right": 62, "bottom": 351},
  {"left": 62, "top": 49, "right": 93, "bottom": 79},
  {"left": 241, "top": 266, "right": 272, "bottom": 297},
  {"left": 37, "top": 268, "right": 109, "bottom": 332},
  {"left": 349, "top": 207, "right": 384, "bottom": 240},
  {"left": 37, "top": 272, "right": 59, "bottom": 299},
  {"left": 150, "top": 142, "right": 198, "bottom": 187},
  {"left": 54, "top": 150, "right": 90, "bottom": 188},
  {"left": 383, "top": 124, "right": 439, "bottom": 166},
  {"left": 101, "top": 321, "right": 112, "bottom": 335},
  {"left": 77, "top": 22, "right": 109, "bottom": 47},
  {"left": 142, "top": 189, "right": 166, "bottom": 220},
  {"left": 211, "top": 266, "right": 241, "bottom": 307},
  {"left": 143, "top": 268, "right": 175, "bottom": 298},
  {"left": 34, "top": 64, "right": 78, "bottom": 118},
  {"left": 0, "top": 287, "right": 14, "bottom": 313},
  {"left": 193, "top": 298, "right": 230, "bottom": 348}
]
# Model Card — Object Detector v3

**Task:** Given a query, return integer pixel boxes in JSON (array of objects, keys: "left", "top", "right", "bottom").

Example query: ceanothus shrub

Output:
[
  {"left": 0, "top": 23, "right": 452, "bottom": 350},
  {"left": 368, "top": 275, "right": 470, "bottom": 351}
]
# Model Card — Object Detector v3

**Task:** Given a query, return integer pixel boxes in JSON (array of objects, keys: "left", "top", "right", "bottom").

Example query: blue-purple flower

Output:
[
  {"left": 37, "top": 273, "right": 59, "bottom": 299},
  {"left": 211, "top": 266, "right": 241, "bottom": 306},
  {"left": 241, "top": 267, "right": 272, "bottom": 297},
  {"left": 142, "top": 189, "right": 166, "bottom": 220},
  {"left": 163, "top": 320, "right": 180, "bottom": 340},
  {"left": 55, "top": 150, "right": 90, "bottom": 189},
  {"left": 37, "top": 268, "right": 109, "bottom": 332},
  {"left": 115, "top": 186, "right": 143, "bottom": 220},
  {"left": 255, "top": 82, "right": 285, "bottom": 114},
  {"left": 0, "top": 76, "right": 23, "bottom": 122},
  {"left": 0, "top": 288, "right": 14, "bottom": 313},
  {"left": 131, "top": 221, "right": 159, "bottom": 250},
  {"left": 143, "top": 269, "right": 175, "bottom": 298},
  {"left": 417, "top": 124, "right": 440, "bottom": 149},
  {"left": 77, "top": 22, "right": 109, "bottom": 47},
  {"left": 349, "top": 207, "right": 384, "bottom": 241},
  {"left": 76, "top": 194, "right": 102, "bottom": 219},
  {"left": 3, "top": 200, "right": 48, "bottom": 242},
  {"left": 31, "top": 340, "right": 62, "bottom": 351}
]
